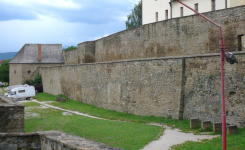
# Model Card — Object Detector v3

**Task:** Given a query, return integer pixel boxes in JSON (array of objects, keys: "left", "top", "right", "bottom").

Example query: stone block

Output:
[
  {"left": 213, "top": 122, "right": 222, "bottom": 133},
  {"left": 202, "top": 121, "right": 211, "bottom": 130},
  {"left": 227, "top": 125, "right": 237, "bottom": 135},
  {"left": 190, "top": 119, "right": 199, "bottom": 128},
  {"left": 0, "top": 144, "right": 17, "bottom": 150},
  {"left": 56, "top": 97, "right": 66, "bottom": 103}
]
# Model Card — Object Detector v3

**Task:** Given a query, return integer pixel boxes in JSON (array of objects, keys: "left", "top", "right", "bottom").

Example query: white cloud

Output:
[
  {"left": 94, "top": 33, "right": 109, "bottom": 40},
  {"left": 0, "top": 0, "right": 81, "bottom": 9}
]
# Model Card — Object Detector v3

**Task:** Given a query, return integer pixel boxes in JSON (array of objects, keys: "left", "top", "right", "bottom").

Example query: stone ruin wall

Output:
[
  {"left": 41, "top": 52, "right": 245, "bottom": 127},
  {"left": 0, "top": 131, "right": 121, "bottom": 150},
  {"left": 63, "top": 5, "right": 245, "bottom": 64},
  {"left": 0, "top": 96, "right": 25, "bottom": 133}
]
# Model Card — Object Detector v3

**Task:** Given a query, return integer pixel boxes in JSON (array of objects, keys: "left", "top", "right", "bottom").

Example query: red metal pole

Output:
[{"left": 175, "top": 1, "right": 227, "bottom": 149}]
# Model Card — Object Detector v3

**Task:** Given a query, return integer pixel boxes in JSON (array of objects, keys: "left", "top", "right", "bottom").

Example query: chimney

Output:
[{"left": 38, "top": 44, "right": 42, "bottom": 61}]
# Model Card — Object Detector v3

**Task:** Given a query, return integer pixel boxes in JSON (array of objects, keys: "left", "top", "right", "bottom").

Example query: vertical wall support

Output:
[{"left": 178, "top": 57, "right": 186, "bottom": 120}]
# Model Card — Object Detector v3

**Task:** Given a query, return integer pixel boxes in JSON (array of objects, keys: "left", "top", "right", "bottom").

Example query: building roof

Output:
[
  {"left": 9, "top": 44, "right": 64, "bottom": 64},
  {"left": 0, "top": 60, "right": 5, "bottom": 64}
]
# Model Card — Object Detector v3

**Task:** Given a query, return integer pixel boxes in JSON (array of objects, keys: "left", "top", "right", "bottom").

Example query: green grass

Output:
[
  {"left": 34, "top": 93, "right": 214, "bottom": 134},
  {"left": 0, "top": 87, "right": 7, "bottom": 95},
  {"left": 30, "top": 93, "right": 245, "bottom": 149},
  {"left": 23, "top": 102, "right": 41, "bottom": 107},
  {"left": 24, "top": 102, "right": 162, "bottom": 150},
  {"left": 34, "top": 93, "right": 57, "bottom": 101},
  {"left": 171, "top": 128, "right": 245, "bottom": 150}
]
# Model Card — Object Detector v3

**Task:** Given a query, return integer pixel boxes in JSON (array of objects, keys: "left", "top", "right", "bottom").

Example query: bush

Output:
[
  {"left": 24, "top": 75, "right": 43, "bottom": 92},
  {"left": 25, "top": 79, "right": 33, "bottom": 85},
  {"left": 33, "top": 75, "right": 42, "bottom": 86},
  {"left": 34, "top": 84, "right": 43, "bottom": 93}
]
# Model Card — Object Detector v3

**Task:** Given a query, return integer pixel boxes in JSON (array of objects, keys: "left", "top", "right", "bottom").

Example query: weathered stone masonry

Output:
[
  {"left": 0, "top": 96, "right": 25, "bottom": 133},
  {"left": 63, "top": 6, "right": 245, "bottom": 64},
  {"left": 41, "top": 57, "right": 184, "bottom": 120},
  {"left": 40, "top": 6, "right": 245, "bottom": 127},
  {"left": 41, "top": 52, "right": 245, "bottom": 127},
  {"left": 0, "top": 131, "right": 121, "bottom": 150}
]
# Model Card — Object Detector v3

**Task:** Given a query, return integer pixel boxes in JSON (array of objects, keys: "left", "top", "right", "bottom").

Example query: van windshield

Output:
[{"left": 10, "top": 91, "right": 16, "bottom": 95}]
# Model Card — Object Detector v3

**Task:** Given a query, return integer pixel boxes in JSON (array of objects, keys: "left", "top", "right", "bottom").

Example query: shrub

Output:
[{"left": 34, "top": 84, "right": 43, "bottom": 93}]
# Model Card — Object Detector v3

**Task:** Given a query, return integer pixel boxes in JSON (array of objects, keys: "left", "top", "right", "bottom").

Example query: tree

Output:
[
  {"left": 0, "top": 59, "right": 10, "bottom": 84},
  {"left": 66, "top": 46, "right": 78, "bottom": 51},
  {"left": 125, "top": 1, "right": 142, "bottom": 30}
]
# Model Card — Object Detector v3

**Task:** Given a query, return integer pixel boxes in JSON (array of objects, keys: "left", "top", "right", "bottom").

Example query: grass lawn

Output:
[
  {"left": 34, "top": 93, "right": 198, "bottom": 133},
  {"left": 171, "top": 127, "right": 245, "bottom": 149},
  {"left": 0, "top": 87, "right": 7, "bottom": 95},
  {"left": 24, "top": 102, "right": 162, "bottom": 150},
  {"left": 32, "top": 93, "right": 245, "bottom": 150}
]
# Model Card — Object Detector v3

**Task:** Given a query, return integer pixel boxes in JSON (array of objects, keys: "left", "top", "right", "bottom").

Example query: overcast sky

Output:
[{"left": 0, "top": 0, "right": 139, "bottom": 53}]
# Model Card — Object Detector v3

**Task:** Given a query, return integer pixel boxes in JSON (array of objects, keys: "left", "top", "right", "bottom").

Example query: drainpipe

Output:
[
  {"left": 170, "top": 0, "right": 227, "bottom": 150},
  {"left": 169, "top": 1, "right": 172, "bottom": 19}
]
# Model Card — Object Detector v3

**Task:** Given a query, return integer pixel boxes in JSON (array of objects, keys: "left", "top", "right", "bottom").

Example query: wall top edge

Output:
[
  {"left": 0, "top": 95, "right": 25, "bottom": 107},
  {"left": 78, "top": 41, "right": 95, "bottom": 45},
  {"left": 8, "top": 63, "right": 65, "bottom": 64},
  {"left": 90, "top": 5, "right": 245, "bottom": 42},
  {"left": 40, "top": 51, "right": 245, "bottom": 68},
  {"left": 0, "top": 132, "right": 40, "bottom": 137}
]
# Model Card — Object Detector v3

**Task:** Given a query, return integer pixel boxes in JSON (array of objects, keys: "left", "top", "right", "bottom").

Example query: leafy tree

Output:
[
  {"left": 0, "top": 60, "right": 10, "bottom": 84},
  {"left": 125, "top": 1, "right": 142, "bottom": 29},
  {"left": 66, "top": 46, "right": 78, "bottom": 51}
]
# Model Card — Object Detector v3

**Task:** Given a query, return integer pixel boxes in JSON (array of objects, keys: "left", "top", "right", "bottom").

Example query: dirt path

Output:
[
  {"left": 21, "top": 99, "right": 220, "bottom": 150},
  {"left": 29, "top": 99, "right": 105, "bottom": 120}
]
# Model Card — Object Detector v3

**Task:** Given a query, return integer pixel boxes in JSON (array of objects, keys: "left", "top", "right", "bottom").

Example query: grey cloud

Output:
[{"left": 0, "top": 0, "right": 133, "bottom": 24}]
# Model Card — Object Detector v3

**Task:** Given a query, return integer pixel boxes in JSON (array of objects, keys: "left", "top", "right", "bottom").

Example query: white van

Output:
[
  {"left": 5, "top": 84, "right": 29, "bottom": 91},
  {"left": 4, "top": 84, "right": 29, "bottom": 97},
  {"left": 7, "top": 86, "right": 36, "bottom": 100}
]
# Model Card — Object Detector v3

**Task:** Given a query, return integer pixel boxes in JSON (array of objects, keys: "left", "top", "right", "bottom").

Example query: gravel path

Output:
[
  {"left": 29, "top": 99, "right": 105, "bottom": 120},
  {"left": 141, "top": 125, "right": 219, "bottom": 150},
  {"left": 21, "top": 99, "right": 220, "bottom": 150}
]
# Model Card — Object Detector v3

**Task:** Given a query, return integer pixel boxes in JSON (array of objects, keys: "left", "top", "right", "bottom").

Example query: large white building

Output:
[{"left": 142, "top": 0, "right": 245, "bottom": 25}]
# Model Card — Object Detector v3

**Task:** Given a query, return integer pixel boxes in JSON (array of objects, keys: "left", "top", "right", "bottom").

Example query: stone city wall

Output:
[
  {"left": 41, "top": 57, "right": 184, "bottom": 119},
  {"left": 40, "top": 52, "right": 245, "bottom": 127},
  {"left": 0, "top": 96, "right": 25, "bottom": 133},
  {"left": 95, "top": 5, "right": 245, "bottom": 62},
  {"left": 183, "top": 52, "right": 245, "bottom": 127},
  {"left": 63, "top": 41, "right": 95, "bottom": 65},
  {"left": 64, "top": 6, "right": 245, "bottom": 64}
]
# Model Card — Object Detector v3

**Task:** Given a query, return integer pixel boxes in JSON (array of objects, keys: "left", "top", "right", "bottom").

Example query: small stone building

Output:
[{"left": 9, "top": 44, "right": 64, "bottom": 85}]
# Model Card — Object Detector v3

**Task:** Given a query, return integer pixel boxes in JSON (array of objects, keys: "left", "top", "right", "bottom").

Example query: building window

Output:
[
  {"left": 156, "top": 12, "right": 158, "bottom": 22},
  {"left": 211, "top": 0, "right": 216, "bottom": 11},
  {"left": 165, "top": 10, "right": 168, "bottom": 20},
  {"left": 195, "top": 3, "right": 198, "bottom": 12},
  {"left": 14, "top": 70, "right": 16, "bottom": 74},
  {"left": 28, "top": 70, "right": 31, "bottom": 74},
  {"left": 180, "top": 7, "right": 184, "bottom": 17}
]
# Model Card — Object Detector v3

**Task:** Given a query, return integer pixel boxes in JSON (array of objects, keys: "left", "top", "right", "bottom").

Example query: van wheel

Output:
[{"left": 26, "top": 97, "right": 30, "bottom": 100}]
